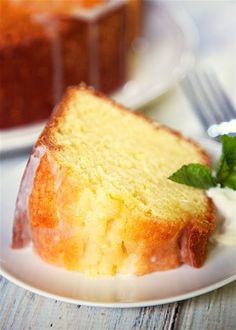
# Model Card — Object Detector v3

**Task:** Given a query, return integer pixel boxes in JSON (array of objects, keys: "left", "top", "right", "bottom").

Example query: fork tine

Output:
[
  {"left": 196, "top": 70, "right": 224, "bottom": 124},
  {"left": 182, "top": 74, "right": 215, "bottom": 129},
  {"left": 182, "top": 68, "right": 236, "bottom": 131},
  {"left": 204, "top": 71, "right": 236, "bottom": 121},
  {"left": 182, "top": 77, "right": 208, "bottom": 128},
  {"left": 190, "top": 70, "right": 223, "bottom": 124}
]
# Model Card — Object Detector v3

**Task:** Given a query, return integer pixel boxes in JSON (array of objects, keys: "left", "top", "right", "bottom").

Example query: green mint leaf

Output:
[
  {"left": 216, "top": 155, "right": 230, "bottom": 184},
  {"left": 216, "top": 135, "right": 236, "bottom": 187},
  {"left": 221, "top": 135, "right": 236, "bottom": 168},
  {"left": 168, "top": 164, "right": 216, "bottom": 190},
  {"left": 223, "top": 171, "right": 236, "bottom": 190}
]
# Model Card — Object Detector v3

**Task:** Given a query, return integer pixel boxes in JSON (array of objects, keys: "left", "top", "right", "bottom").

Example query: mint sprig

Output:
[
  {"left": 169, "top": 164, "right": 216, "bottom": 189},
  {"left": 216, "top": 135, "right": 236, "bottom": 189},
  {"left": 168, "top": 135, "right": 236, "bottom": 190}
]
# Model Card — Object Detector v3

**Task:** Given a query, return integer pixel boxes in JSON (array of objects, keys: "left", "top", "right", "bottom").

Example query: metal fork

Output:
[{"left": 181, "top": 68, "right": 236, "bottom": 138}]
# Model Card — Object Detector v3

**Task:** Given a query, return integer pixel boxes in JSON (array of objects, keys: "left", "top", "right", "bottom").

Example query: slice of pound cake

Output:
[{"left": 12, "top": 85, "right": 215, "bottom": 276}]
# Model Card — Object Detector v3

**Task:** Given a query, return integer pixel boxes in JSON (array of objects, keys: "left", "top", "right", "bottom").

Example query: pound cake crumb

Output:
[{"left": 12, "top": 85, "right": 215, "bottom": 275}]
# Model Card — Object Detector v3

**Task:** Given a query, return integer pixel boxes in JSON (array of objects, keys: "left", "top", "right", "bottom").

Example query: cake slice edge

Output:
[{"left": 12, "top": 84, "right": 216, "bottom": 274}]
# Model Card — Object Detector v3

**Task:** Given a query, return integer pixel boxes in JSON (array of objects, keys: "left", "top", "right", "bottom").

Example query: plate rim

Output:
[
  {"left": 123, "top": 3, "right": 199, "bottom": 110},
  {"left": 0, "top": 266, "right": 235, "bottom": 308}
]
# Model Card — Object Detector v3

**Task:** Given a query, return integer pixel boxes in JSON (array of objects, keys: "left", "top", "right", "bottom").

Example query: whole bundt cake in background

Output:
[
  {"left": 0, "top": 0, "right": 141, "bottom": 129},
  {"left": 12, "top": 85, "right": 215, "bottom": 276}
]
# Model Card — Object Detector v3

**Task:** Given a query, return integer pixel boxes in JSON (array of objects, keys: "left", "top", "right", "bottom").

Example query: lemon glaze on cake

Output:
[{"left": 12, "top": 85, "right": 215, "bottom": 276}]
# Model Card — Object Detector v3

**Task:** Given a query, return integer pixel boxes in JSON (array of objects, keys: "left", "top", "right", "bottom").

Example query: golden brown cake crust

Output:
[
  {"left": 12, "top": 84, "right": 216, "bottom": 275},
  {"left": 39, "top": 84, "right": 211, "bottom": 167}
]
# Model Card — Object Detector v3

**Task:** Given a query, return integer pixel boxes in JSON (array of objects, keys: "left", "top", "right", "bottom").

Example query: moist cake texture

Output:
[{"left": 12, "top": 86, "right": 215, "bottom": 275}]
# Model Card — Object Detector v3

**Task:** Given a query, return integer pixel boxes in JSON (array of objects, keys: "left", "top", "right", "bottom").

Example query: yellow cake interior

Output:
[
  {"left": 53, "top": 90, "right": 206, "bottom": 219},
  {"left": 36, "top": 89, "right": 210, "bottom": 275}
]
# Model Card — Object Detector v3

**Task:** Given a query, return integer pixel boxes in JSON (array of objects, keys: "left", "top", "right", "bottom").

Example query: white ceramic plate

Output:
[
  {"left": 0, "top": 3, "right": 197, "bottom": 154},
  {"left": 0, "top": 137, "right": 235, "bottom": 308}
]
